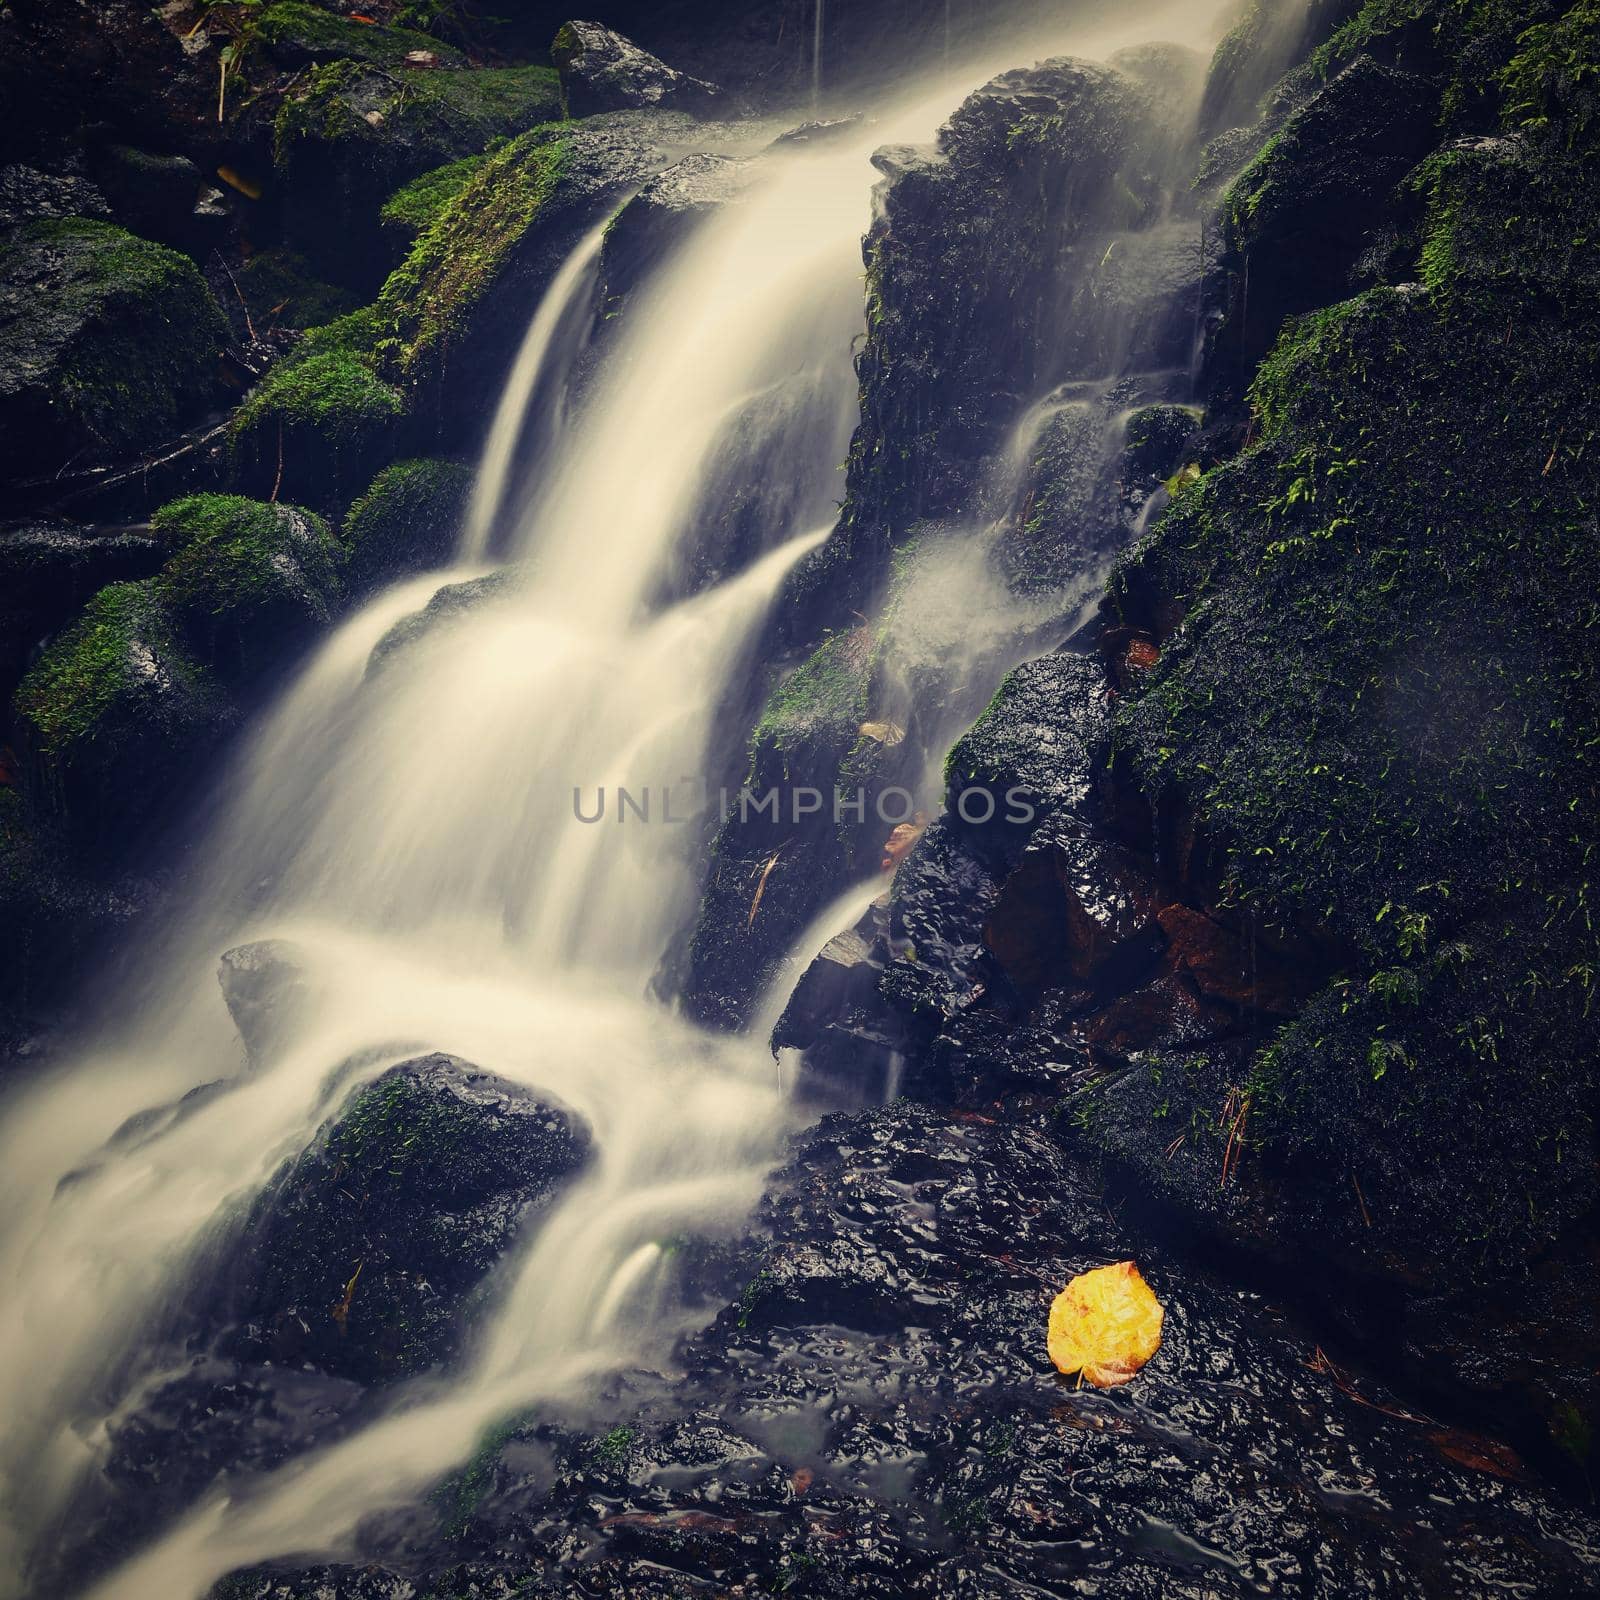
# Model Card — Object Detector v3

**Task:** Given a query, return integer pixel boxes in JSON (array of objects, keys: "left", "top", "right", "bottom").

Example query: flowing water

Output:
[{"left": 0, "top": 6, "right": 1229, "bottom": 1595}]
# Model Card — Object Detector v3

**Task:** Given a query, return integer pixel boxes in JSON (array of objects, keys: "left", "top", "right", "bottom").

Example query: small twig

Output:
[
  {"left": 1351, "top": 1170, "right": 1373, "bottom": 1229},
  {"left": 212, "top": 248, "right": 257, "bottom": 343}
]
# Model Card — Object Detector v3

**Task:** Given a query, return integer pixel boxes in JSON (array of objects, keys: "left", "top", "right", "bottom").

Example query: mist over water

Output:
[{"left": 0, "top": 5, "right": 1230, "bottom": 1595}]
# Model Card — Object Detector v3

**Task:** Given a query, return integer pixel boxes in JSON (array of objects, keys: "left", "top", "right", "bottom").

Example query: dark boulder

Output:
[
  {"left": 89, "top": 145, "right": 203, "bottom": 249},
  {"left": 225, "top": 1054, "right": 588, "bottom": 1384},
  {"left": 10, "top": 579, "right": 231, "bottom": 857},
  {"left": 291, "top": 1100, "right": 1600, "bottom": 1598},
  {"left": 551, "top": 21, "right": 721, "bottom": 118},
  {"left": 0, "top": 519, "right": 164, "bottom": 703},
  {"left": 1216, "top": 56, "right": 1441, "bottom": 376},
  {"left": 217, "top": 939, "right": 314, "bottom": 1065},
  {"left": 152, "top": 493, "right": 343, "bottom": 680},
  {"left": 0, "top": 218, "right": 228, "bottom": 483},
  {"left": 598, "top": 152, "right": 752, "bottom": 306}
]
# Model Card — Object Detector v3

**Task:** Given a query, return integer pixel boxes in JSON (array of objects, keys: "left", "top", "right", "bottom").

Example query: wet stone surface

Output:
[{"left": 231, "top": 1101, "right": 1600, "bottom": 1597}]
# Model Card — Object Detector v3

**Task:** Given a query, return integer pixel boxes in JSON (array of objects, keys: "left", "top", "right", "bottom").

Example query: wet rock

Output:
[
  {"left": 551, "top": 20, "right": 721, "bottom": 118},
  {"left": 943, "top": 649, "right": 1113, "bottom": 861},
  {"left": 768, "top": 114, "right": 865, "bottom": 150},
  {"left": 985, "top": 833, "right": 1162, "bottom": 998},
  {"left": 366, "top": 570, "right": 515, "bottom": 676},
  {"left": 0, "top": 218, "right": 229, "bottom": 482},
  {"left": 599, "top": 152, "right": 753, "bottom": 305},
  {"left": 342, "top": 457, "right": 472, "bottom": 596},
  {"left": 0, "top": 519, "right": 164, "bottom": 702},
  {"left": 226, "top": 1054, "right": 589, "bottom": 1384},
  {"left": 217, "top": 939, "right": 313, "bottom": 1064},
  {"left": 1218, "top": 57, "right": 1441, "bottom": 373},
  {"left": 319, "top": 1100, "right": 1600, "bottom": 1598},
  {"left": 0, "top": 164, "right": 110, "bottom": 229},
  {"left": 1156, "top": 902, "right": 1315, "bottom": 1016},
  {"left": 772, "top": 897, "right": 892, "bottom": 1056},
  {"left": 11, "top": 579, "right": 231, "bottom": 857},
  {"left": 1076, "top": 970, "right": 1234, "bottom": 1061},
  {"left": 843, "top": 58, "right": 1160, "bottom": 541},
  {"left": 152, "top": 493, "right": 343, "bottom": 678}
]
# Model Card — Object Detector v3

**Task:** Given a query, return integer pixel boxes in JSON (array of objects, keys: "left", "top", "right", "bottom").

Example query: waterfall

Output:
[
  {"left": 0, "top": 7, "right": 1228, "bottom": 1596},
  {"left": 460, "top": 219, "right": 608, "bottom": 562}
]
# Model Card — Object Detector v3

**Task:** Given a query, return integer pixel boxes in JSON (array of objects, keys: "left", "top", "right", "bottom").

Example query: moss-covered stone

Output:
[
  {"left": 370, "top": 130, "right": 569, "bottom": 387},
  {"left": 272, "top": 58, "right": 563, "bottom": 287},
  {"left": 1107, "top": 268, "right": 1600, "bottom": 1268},
  {"left": 11, "top": 580, "right": 227, "bottom": 852},
  {"left": 379, "top": 152, "right": 493, "bottom": 242},
  {"left": 258, "top": 1, "right": 466, "bottom": 69},
  {"left": 237, "top": 249, "right": 362, "bottom": 333},
  {"left": 152, "top": 494, "right": 342, "bottom": 677},
  {"left": 225, "top": 1054, "right": 588, "bottom": 1384},
  {"left": 342, "top": 457, "right": 472, "bottom": 593},
  {"left": 229, "top": 345, "right": 403, "bottom": 508},
  {"left": 0, "top": 218, "right": 227, "bottom": 479},
  {"left": 1216, "top": 56, "right": 1440, "bottom": 377}
]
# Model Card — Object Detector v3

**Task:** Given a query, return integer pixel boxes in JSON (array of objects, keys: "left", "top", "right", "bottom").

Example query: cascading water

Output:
[{"left": 0, "top": 6, "right": 1230, "bottom": 1596}]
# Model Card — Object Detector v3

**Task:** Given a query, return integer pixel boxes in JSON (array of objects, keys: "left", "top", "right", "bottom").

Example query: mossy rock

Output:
[
  {"left": 0, "top": 218, "right": 228, "bottom": 480},
  {"left": 236, "top": 249, "right": 362, "bottom": 333},
  {"left": 944, "top": 650, "right": 1113, "bottom": 858},
  {"left": 225, "top": 1054, "right": 588, "bottom": 1384},
  {"left": 258, "top": 2, "right": 467, "bottom": 69},
  {"left": 370, "top": 129, "right": 569, "bottom": 388},
  {"left": 229, "top": 344, "right": 404, "bottom": 509},
  {"left": 1109, "top": 271, "right": 1600, "bottom": 1270},
  {"left": 11, "top": 580, "right": 228, "bottom": 854},
  {"left": 152, "top": 494, "right": 342, "bottom": 678},
  {"left": 364, "top": 113, "right": 675, "bottom": 434},
  {"left": 1217, "top": 56, "right": 1440, "bottom": 376},
  {"left": 379, "top": 151, "right": 493, "bottom": 245},
  {"left": 343, "top": 457, "right": 472, "bottom": 594},
  {"left": 272, "top": 58, "right": 563, "bottom": 288}
]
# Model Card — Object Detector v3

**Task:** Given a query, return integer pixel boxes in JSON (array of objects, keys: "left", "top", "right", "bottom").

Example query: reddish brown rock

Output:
[
  {"left": 1077, "top": 971, "right": 1233, "bottom": 1061},
  {"left": 984, "top": 834, "right": 1162, "bottom": 996},
  {"left": 1156, "top": 903, "right": 1317, "bottom": 1016}
]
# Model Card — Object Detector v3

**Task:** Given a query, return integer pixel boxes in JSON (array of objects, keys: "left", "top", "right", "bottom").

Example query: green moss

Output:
[
  {"left": 259, "top": 1, "right": 466, "bottom": 67},
  {"left": 234, "top": 350, "right": 402, "bottom": 448},
  {"left": 237, "top": 249, "right": 361, "bottom": 332},
  {"left": 1500, "top": 0, "right": 1600, "bottom": 140},
  {"left": 0, "top": 217, "right": 227, "bottom": 458},
  {"left": 380, "top": 152, "right": 493, "bottom": 236},
  {"left": 343, "top": 457, "right": 472, "bottom": 591},
  {"left": 13, "top": 582, "right": 199, "bottom": 754},
  {"left": 371, "top": 130, "right": 568, "bottom": 383},
  {"left": 750, "top": 629, "right": 873, "bottom": 761},
  {"left": 273, "top": 59, "right": 561, "bottom": 171},
  {"left": 153, "top": 493, "right": 341, "bottom": 651},
  {"left": 1109, "top": 267, "right": 1600, "bottom": 1262},
  {"left": 432, "top": 1413, "right": 525, "bottom": 1540},
  {"left": 229, "top": 345, "right": 403, "bottom": 506}
]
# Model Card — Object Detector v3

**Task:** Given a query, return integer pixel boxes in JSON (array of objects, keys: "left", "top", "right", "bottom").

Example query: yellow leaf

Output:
[
  {"left": 216, "top": 165, "right": 262, "bottom": 200},
  {"left": 1047, "top": 1260, "right": 1164, "bottom": 1388}
]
